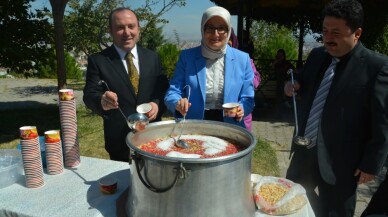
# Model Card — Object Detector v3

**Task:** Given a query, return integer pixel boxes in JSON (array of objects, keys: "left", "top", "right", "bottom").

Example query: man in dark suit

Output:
[
  {"left": 83, "top": 8, "right": 168, "bottom": 162},
  {"left": 284, "top": 0, "right": 388, "bottom": 216}
]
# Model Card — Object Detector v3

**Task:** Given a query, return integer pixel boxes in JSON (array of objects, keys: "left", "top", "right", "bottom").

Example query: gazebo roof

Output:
[{"left": 210, "top": 0, "right": 331, "bottom": 21}]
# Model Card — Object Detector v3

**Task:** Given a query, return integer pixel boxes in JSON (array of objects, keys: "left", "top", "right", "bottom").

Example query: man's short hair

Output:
[{"left": 322, "top": 0, "right": 364, "bottom": 32}]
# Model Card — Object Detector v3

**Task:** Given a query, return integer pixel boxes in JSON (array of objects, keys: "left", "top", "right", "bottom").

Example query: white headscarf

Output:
[{"left": 201, "top": 6, "right": 231, "bottom": 60}]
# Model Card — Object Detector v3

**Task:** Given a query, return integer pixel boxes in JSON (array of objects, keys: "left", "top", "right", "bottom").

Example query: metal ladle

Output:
[
  {"left": 288, "top": 70, "right": 311, "bottom": 146},
  {"left": 173, "top": 85, "right": 191, "bottom": 149},
  {"left": 98, "top": 80, "right": 148, "bottom": 131}
]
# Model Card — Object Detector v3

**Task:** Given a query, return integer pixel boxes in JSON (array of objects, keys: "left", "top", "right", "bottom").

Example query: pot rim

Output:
[{"left": 126, "top": 120, "right": 256, "bottom": 163}]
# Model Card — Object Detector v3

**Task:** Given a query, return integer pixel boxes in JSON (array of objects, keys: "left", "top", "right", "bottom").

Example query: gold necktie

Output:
[{"left": 126, "top": 52, "right": 139, "bottom": 94}]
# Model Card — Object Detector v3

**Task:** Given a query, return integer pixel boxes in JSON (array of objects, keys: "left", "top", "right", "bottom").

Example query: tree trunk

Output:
[
  {"left": 50, "top": 0, "right": 69, "bottom": 89},
  {"left": 297, "top": 16, "right": 305, "bottom": 69}
]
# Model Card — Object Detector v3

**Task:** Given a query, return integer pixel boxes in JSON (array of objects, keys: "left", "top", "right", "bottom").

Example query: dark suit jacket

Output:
[
  {"left": 83, "top": 45, "right": 169, "bottom": 159},
  {"left": 294, "top": 42, "right": 388, "bottom": 183}
]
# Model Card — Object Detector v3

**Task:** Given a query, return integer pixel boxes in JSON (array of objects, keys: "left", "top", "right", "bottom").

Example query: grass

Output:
[{"left": 0, "top": 105, "right": 280, "bottom": 176}]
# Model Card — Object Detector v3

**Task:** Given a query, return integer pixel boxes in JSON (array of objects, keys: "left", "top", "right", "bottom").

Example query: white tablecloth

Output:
[
  {"left": 0, "top": 156, "right": 130, "bottom": 217},
  {"left": 0, "top": 156, "right": 315, "bottom": 217}
]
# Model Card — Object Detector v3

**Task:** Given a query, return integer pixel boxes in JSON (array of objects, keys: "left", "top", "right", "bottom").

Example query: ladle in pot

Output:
[
  {"left": 98, "top": 80, "right": 148, "bottom": 131},
  {"left": 173, "top": 85, "right": 191, "bottom": 149},
  {"left": 287, "top": 70, "right": 311, "bottom": 146}
]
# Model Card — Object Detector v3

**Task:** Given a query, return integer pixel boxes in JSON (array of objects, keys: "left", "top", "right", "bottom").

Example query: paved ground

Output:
[
  {"left": 0, "top": 78, "right": 83, "bottom": 111},
  {"left": 1, "top": 78, "right": 386, "bottom": 216}
]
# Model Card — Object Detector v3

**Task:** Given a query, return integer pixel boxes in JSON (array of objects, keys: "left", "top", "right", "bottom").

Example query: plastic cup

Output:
[
  {"left": 44, "top": 130, "right": 61, "bottom": 143},
  {"left": 136, "top": 103, "right": 152, "bottom": 115},
  {"left": 59, "top": 89, "right": 74, "bottom": 101},
  {"left": 99, "top": 176, "right": 117, "bottom": 194},
  {"left": 222, "top": 103, "right": 240, "bottom": 117},
  {"left": 20, "top": 126, "right": 38, "bottom": 140}
]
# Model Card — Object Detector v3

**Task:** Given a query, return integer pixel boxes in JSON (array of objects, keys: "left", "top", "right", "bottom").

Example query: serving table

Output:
[
  {"left": 0, "top": 156, "right": 315, "bottom": 217},
  {"left": 0, "top": 156, "right": 130, "bottom": 217}
]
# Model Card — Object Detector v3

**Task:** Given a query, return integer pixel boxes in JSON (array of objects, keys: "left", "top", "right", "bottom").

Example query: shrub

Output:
[
  {"left": 35, "top": 47, "right": 82, "bottom": 79},
  {"left": 157, "top": 43, "right": 181, "bottom": 79}
]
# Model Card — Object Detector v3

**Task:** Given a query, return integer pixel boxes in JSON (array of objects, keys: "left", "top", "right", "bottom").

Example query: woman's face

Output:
[{"left": 203, "top": 16, "right": 229, "bottom": 51}]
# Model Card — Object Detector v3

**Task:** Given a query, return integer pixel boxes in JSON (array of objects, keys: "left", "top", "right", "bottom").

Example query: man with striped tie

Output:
[{"left": 283, "top": 0, "right": 388, "bottom": 216}]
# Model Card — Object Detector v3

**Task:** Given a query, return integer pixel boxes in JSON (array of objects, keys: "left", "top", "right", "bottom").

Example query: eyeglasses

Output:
[{"left": 204, "top": 25, "right": 229, "bottom": 34}]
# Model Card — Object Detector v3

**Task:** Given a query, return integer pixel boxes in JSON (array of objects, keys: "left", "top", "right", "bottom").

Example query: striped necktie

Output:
[
  {"left": 305, "top": 58, "right": 338, "bottom": 148},
  {"left": 126, "top": 52, "right": 139, "bottom": 94}
]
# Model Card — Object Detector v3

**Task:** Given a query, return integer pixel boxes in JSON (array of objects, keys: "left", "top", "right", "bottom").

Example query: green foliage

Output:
[
  {"left": 371, "top": 23, "right": 388, "bottom": 55},
  {"left": 0, "top": 0, "right": 52, "bottom": 75},
  {"left": 250, "top": 20, "right": 298, "bottom": 76},
  {"left": 359, "top": 0, "right": 388, "bottom": 53},
  {"left": 35, "top": 47, "right": 82, "bottom": 79},
  {"left": 140, "top": 22, "right": 166, "bottom": 50},
  {"left": 64, "top": 0, "right": 125, "bottom": 57},
  {"left": 64, "top": 0, "right": 186, "bottom": 56},
  {"left": 157, "top": 43, "right": 181, "bottom": 79}
]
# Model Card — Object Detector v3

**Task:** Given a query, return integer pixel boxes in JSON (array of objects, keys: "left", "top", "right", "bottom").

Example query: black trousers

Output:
[{"left": 286, "top": 145, "right": 357, "bottom": 217}]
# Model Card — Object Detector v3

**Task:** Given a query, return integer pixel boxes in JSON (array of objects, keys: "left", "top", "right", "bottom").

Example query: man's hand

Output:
[
  {"left": 284, "top": 81, "right": 300, "bottom": 97},
  {"left": 147, "top": 102, "right": 158, "bottom": 121},
  {"left": 101, "top": 91, "right": 119, "bottom": 110},
  {"left": 354, "top": 169, "right": 375, "bottom": 185}
]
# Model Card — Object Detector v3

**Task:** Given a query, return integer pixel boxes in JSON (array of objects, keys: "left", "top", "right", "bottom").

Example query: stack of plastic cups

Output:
[
  {"left": 58, "top": 89, "right": 80, "bottom": 168},
  {"left": 19, "top": 126, "right": 44, "bottom": 188},
  {"left": 44, "top": 130, "right": 64, "bottom": 175}
]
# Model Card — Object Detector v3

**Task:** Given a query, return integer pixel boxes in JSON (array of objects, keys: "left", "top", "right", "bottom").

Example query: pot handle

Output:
[{"left": 132, "top": 152, "right": 185, "bottom": 193}]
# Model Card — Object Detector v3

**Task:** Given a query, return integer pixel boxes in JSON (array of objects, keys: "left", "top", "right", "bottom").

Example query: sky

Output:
[{"left": 30, "top": 0, "right": 238, "bottom": 43}]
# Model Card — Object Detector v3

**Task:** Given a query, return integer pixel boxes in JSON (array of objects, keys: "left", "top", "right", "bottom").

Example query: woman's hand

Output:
[
  {"left": 175, "top": 98, "right": 191, "bottom": 116},
  {"left": 235, "top": 106, "right": 244, "bottom": 122}
]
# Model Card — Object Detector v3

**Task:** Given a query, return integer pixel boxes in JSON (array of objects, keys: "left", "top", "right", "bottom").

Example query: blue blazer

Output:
[{"left": 164, "top": 45, "right": 255, "bottom": 128}]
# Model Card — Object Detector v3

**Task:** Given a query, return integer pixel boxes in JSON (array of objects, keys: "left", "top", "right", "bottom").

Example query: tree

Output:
[
  {"left": 35, "top": 47, "right": 82, "bottom": 79},
  {"left": 0, "top": 0, "right": 52, "bottom": 75},
  {"left": 49, "top": 0, "right": 69, "bottom": 89},
  {"left": 63, "top": 0, "right": 186, "bottom": 57},
  {"left": 359, "top": 0, "right": 388, "bottom": 54},
  {"left": 371, "top": 24, "right": 388, "bottom": 55},
  {"left": 64, "top": 0, "right": 125, "bottom": 57},
  {"left": 250, "top": 20, "right": 298, "bottom": 77},
  {"left": 140, "top": 22, "right": 166, "bottom": 50},
  {"left": 157, "top": 43, "right": 181, "bottom": 79}
]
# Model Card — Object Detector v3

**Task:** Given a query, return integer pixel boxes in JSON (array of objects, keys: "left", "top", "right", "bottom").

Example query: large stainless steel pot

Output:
[{"left": 125, "top": 120, "right": 256, "bottom": 217}]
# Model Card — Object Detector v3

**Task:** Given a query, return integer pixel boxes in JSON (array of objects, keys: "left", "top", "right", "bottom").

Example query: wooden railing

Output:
[{"left": 252, "top": 59, "right": 305, "bottom": 100}]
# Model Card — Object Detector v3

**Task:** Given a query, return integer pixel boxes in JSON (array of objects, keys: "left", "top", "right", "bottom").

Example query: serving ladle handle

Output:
[
  {"left": 288, "top": 70, "right": 311, "bottom": 146},
  {"left": 98, "top": 80, "right": 148, "bottom": 131}
]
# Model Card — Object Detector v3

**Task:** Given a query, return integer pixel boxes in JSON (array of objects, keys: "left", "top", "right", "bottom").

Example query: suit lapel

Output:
[
  {"left": 223, "top": 48, "right": 235, "bottom": 100},
  {"left": 106, "top": 46, "right": 134, "bottom": 94},
  {"left": 196, "top": 51, "right": 207, "bottom": 103},
  {"left": 327, "top": 44, "right": 365, "bottom": 104}
]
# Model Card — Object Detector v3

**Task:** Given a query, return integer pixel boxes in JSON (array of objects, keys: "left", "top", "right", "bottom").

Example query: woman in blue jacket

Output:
[{"left": 164, "top": 6, "right": 254, "bottom": 128}]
